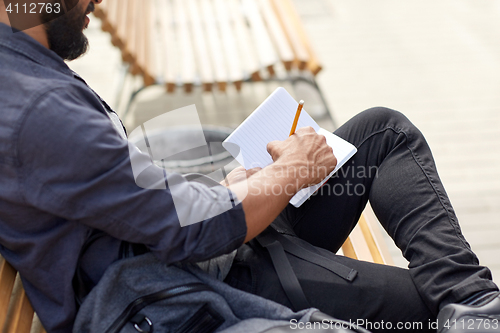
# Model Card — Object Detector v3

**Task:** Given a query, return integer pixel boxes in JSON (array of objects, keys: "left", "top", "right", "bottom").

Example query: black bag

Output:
[{"left": 73, "top": 252, "right": 370, "bottom": 333}]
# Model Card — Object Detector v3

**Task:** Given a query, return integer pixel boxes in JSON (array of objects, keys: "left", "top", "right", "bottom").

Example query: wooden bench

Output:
[
  {"left": 0, "top": 258, "right": 45, "bottom": 333},
  {"left": 341, "top": 206, "right": 394, "bottom": 265},
  {"left": 93, "top": 0, "right": 322, "bottom": 93}
]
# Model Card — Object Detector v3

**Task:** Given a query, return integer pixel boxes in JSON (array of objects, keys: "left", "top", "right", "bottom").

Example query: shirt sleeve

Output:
[{"left": 17, "top": 85, "right": 247, "bottom": 264}]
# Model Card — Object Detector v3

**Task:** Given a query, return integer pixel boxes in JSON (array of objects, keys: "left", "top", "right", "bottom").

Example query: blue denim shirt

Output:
[{"left": 0, "top": 23, "right": 247, "bottom": 333}]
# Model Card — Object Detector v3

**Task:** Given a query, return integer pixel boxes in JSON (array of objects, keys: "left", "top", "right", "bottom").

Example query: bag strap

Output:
[
  {"left": 256, "top": 227, "right": 359, "bottom": 312},
  {"left": 268, "top": 228, "right": 358, "bottom": 282},
  {"left": 256, "top": 231, "right": 311, "bottom": 311}
]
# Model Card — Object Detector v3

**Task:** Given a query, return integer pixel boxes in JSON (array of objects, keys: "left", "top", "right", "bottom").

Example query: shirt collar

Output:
[{"left": 0, "top": 22, "right": 73, "bottom": 76}]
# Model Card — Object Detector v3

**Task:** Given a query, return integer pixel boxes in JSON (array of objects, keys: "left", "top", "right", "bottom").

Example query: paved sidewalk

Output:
[{"left": 70, "top": 0, "right": 500, "bottom": 282}]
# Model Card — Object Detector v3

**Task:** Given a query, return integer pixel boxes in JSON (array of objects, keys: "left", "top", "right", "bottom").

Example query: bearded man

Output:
[{"left": 1, "top": 1, "right": 500, "bottom": 332}]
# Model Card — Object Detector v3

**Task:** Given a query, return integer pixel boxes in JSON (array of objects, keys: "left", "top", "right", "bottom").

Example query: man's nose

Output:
[{"left": 92, "top": 0, "right": 103, "bottom": 4}]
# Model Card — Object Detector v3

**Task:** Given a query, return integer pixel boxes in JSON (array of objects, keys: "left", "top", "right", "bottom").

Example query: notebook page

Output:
[
  {"left": 222, "top": 87, "right": 319, "bottom": 168},
  {"left": 222, "top": 87, "right": 357, "bottom": 207}
]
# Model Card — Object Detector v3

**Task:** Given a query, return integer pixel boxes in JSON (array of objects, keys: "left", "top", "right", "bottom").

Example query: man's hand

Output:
[
  {"left": 226, "top": 127, "right": 338, "bottom": 243},
  {"left": 267, "top": 127, "right": 337, "bottom": 189}
]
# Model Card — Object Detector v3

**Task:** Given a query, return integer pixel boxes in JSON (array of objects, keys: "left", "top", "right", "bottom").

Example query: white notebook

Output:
[{"left": 222, "top": 87, "right": 357, "bottom": 207}]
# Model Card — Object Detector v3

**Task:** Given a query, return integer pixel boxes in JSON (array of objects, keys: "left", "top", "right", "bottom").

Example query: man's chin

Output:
[
  {"left": 47, "top": 32, "right": 89, "bottom": 61},
  {"left": 45, "top": 19, "right": 89, "bottom": 60},
  {"left": 42, "top": 1, "right": 91, "bottom": 60}
]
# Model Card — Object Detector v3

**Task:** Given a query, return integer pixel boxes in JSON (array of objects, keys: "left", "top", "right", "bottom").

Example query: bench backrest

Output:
[{"left": 93, "top": 0, "right": 322, "bottom": 93}]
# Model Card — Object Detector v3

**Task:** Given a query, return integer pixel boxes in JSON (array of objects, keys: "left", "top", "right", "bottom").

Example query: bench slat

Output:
[
  {"left": 257, "top": 0, "right": 295, "bottom": 71},
  {"left": 227, "top": 0, "right": 263, "bottom": 81},
  {"left": 187, "top": 0, "right": 214, "bottom": 91},
  {"left": 4, "top": 281, "right": 34, "bottom": 333},
  {"left": 341, "top": 210, "right": 394, "bottom": 266},
  {"left": 174, "top": 0, "right": 197, "bottom": 92},
  {"left": 274, "top": 0, "right": 323, "bottom": 75},
  {"left": 0, "top": 258, "right": 46, "bottom": 333},
  {"left": 145, "top": 0, "right": 162, "bottom": 87},
  {"left": 116, "top": 0, "right": 130, "bottom": 52},
  {"left": 94, "top": 0, "right": 113, "bottom": 33},
  {"left": 358, "top": 214, "right": 385, "bottom": 264},
  {"left": 242, "top": 0, "right": 279, "bottom": 76},
  {"left": 111, "top": 0, "right": 131, "bottom": 61},
  {"left": 128, "top": 0, "right": 142, "bottom": 75},
  {"left": 340, "top": 237, "right": 358, "bottom": 261},
  {"left": 105, "top": 0, "right": 123, "bottom": 49},
  {"left": 200, "top": 0, "right": 229, "bottom": 91},
  {"left": 214, "top": 0, "right": 245, "bottom": 89},
  {"left": 134, "top": 0, "right": 146, "bottom": 76},
  {"left": 135, "top": 0, "right": 156, "bottom": 86},
  {"left": 361, "top": 205, "right": 395, "bottom": 265},
  {"left": 157, "top": 0, "right": 178, "bottom": 92},
  {"left": 345, "top": 220, "right": 376, "bottom": 263},
  {"left": 0, "top": 259, "right": 16, "bottom": 329},
  {"left": 270, "top": 0, "right": 309, "bottom": 70},
  {"left": 116, "top": 0, "right": 133, "bottom": 63}
]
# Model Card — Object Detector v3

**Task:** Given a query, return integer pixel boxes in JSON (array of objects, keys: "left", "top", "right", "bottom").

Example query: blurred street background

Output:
[{"left": 69, "top": 0, "right": 500, "bottom": 281}]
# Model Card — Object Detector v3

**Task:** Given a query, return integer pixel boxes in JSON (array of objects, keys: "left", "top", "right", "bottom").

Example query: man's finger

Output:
[
  {"left": 266, "top": 140, "right": 280, "bottom": 154},
  {"left": 295, "top": 126, "right": 316, "bottom": 134},
  {"left": 246, "top": 167, "right": 262, "bottom": 177},
  {"left": 232, "top": 166, "right": 246, "bottom": 173}
]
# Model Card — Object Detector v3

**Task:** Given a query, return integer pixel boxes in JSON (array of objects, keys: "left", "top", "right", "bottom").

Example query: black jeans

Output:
[{"left": 225, "top": 107, "right": 498, "bottom": 331}]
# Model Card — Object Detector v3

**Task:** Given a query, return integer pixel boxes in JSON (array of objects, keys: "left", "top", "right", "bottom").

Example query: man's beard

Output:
[{"left": 42, "top": 2, "right": 94, "bottom": 61}]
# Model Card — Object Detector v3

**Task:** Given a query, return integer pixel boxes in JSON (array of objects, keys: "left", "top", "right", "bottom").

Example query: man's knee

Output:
[
  {"left": 357, "top": 107, "right": 424, "bottom": 138},
  {"left": 336, "top": 106, "right": 425, "bottom": 147},
  {"left": 360, "top": 107, "right": 411, "bottom": 127}
]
